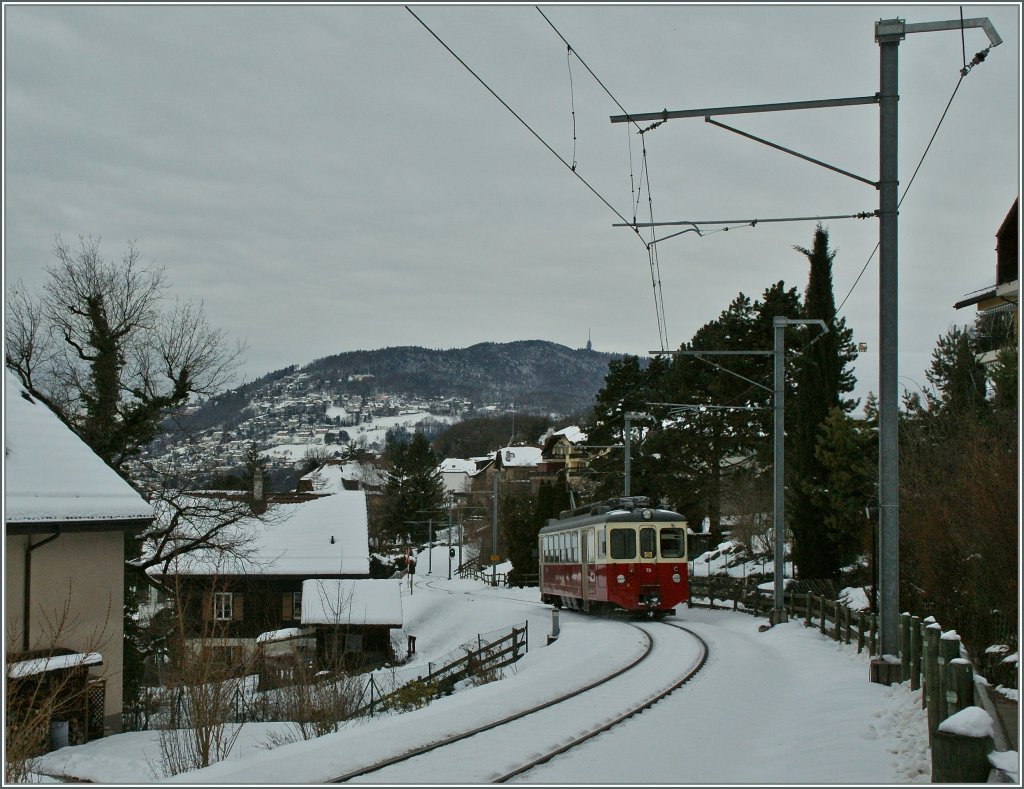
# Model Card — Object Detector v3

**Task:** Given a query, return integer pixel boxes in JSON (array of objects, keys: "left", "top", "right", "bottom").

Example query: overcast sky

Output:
[{"left": 3, "top": 3, "right": 1020, "bottom": 408}]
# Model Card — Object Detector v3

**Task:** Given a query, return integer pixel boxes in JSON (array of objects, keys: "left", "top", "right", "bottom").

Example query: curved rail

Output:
[
  {"left": 329, "top": 620, "right": 707, "bottom": 783},
  {"left": 494, "top": 621, "right": 708, "bottom": 782},
  {"left": 328, "top": 620, "right": 654, "bottom": 783}
]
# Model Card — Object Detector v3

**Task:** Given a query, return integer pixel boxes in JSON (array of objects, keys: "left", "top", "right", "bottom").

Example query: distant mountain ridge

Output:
[{"left": 182, "top": 340, "right": 621, "bottom": 433}]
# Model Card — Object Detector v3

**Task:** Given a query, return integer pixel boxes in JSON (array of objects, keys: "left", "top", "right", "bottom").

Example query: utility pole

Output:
[
  {"left": 623, "top": 411, "right": 650, "bottom": 497},
  {"left": 872, "top": 16, "right": 1000, "bottom": 667},
  {"left": 448, "top": 507, "right": 454, "bottom": 580},
  {"left": 652, "top": 315, "right": 826, "bottom": 626},
  {"left": 492, "top": 469, "right": 500, "bottom": 587},
  {"left": 616, "top": 13, "right": 1000, "bottom": 673}
]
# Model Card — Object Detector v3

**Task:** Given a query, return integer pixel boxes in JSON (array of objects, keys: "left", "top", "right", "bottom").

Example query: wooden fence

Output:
[
  {"left": 353, "top": 622, "right": 528, "bottom": 716},
  {"left": 689, "top": 575, "right": 1014, "bottom": 783}
]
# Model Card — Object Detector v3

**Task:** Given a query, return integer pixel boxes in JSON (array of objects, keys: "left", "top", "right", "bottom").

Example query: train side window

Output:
[
  {"left": 572, "top": 532, "right": 579, "bottom": 562},
  {"left": 640, "top": 527, "right": 656, "bottom": 558},
  {"left": 587, "top": 529, "right": 596, "bottom": 562},
  {"left": 598, "top": 529, "right": 606, "bottom": 559},
  {"left": 660, "top": 528, "right": 686, "bottom": 559},
  {"left": 609, "top": 528, "right": 636, "bottom": 560}
]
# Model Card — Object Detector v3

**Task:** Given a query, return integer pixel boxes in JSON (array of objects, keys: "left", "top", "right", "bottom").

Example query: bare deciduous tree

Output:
[{"left": 5, "top": 234, "right": 245, "bottom": 470}]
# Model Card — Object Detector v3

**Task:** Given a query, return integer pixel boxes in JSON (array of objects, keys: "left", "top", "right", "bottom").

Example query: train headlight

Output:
[
  {"left": 616, "top": 574, "right": 626, "bottom": 584},
  {"left": 672, "top": 572, "right": 682, "bottom": 583},
  {"left": 642, "top": 508, "right": 653, "bottom": 520}
]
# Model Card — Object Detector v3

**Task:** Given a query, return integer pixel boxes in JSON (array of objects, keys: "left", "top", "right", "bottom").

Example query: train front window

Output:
[
  {"left": 639, "top": 527, "right": 656, "bottom": 559},
  {"left": 609, "top": 528, "right": 636, "bottom": 560},
  {"left": 660, "top": 527, "right": 686, "bottom": 559}
]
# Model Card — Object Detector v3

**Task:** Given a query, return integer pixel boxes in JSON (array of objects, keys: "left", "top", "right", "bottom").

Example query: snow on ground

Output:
[{"left": 32, "top": 545, "right": 938, "bottom": 785}]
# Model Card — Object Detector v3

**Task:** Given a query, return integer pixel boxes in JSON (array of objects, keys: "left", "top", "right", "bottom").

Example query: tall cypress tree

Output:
[{"left": 788, "top": 224, "right": 859, "bottom": 580}]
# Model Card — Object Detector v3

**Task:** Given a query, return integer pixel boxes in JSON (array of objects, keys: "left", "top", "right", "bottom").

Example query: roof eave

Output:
[{"left": 5, "top": 516, "right": 154, "bottom": 536}]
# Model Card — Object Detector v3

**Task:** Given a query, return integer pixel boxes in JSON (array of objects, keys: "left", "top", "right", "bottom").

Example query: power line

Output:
[
  {"left": 836, "top": 73, "right": 966, "bottom": 317},
  {"left": 536, "top": 5, "right": 670, "bottom": 348},
  {"left": 535, "top": 7, "right": 642, "bottom": 135},
  {"left": 405, "top": 6, "right": 638, "bottom": 236}
]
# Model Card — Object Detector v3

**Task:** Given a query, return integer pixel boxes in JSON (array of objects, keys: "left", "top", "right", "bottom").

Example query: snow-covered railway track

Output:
[{"left": 328, "top": 620, "right": 707, "bottom": 784}]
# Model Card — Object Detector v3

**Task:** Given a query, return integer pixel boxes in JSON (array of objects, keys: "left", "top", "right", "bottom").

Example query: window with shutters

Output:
[
  {"left": 213, "top": 592, "right": 233, "bottom": 621},
  {"left": 291, "top": 591, "right": 302, "bottom": 621}
]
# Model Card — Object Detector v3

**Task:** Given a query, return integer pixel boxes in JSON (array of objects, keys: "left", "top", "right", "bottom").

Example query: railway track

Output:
[{"left": 328, "top": 619, "right": 707, "bottom": 784}]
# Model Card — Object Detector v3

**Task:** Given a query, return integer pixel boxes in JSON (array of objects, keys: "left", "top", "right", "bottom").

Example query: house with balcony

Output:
[{"left": 954, "top": 197, "right": 1019, "bottom": 364}]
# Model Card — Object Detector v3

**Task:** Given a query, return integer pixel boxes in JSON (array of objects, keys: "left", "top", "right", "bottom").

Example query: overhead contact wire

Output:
[{"left": 406, "top": 6, "right": 641, "bottom": 239}]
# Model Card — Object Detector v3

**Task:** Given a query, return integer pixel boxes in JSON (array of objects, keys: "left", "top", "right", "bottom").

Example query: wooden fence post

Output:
[
  {"left": 805, "top": 592, "right": 814, "bottom": 628},
  {"left": 909, "top": 615, "right": 922, "bottom": 691},
  {"left": 819, "top": 596, "right": 827, "bottom": 635},
  {"left": 900, "top": 612, "right": 912, "bottom": 682},
  {"left": 947, "top": 658, "right": 974, "bottom": 717},
  {"left": 843, "top": 605, "right": 852, "bottom": 645},
  {"left": 857, "top": 610, "right": 866, "bottom": 653},
  {"left": 924, "top": 623, "right": 942, "bottom": 739},
  {"left": 869, "top": 614, "right": 878, "bottom": 656},
  {"left": 938, "top": 631, "right": 962, "bottom": 722},
  {"left": 931, "top": 707, "right": 995, "bottom": 783}
]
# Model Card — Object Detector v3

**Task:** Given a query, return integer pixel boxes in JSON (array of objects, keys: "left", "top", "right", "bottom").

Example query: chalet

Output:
[
  {"left": 536, "top": 426, "right": 590, "bottom": 493},
  {"left": 4, "top": 371, "right": 155, "bottom": 742},
  {"left": 467, "top": 445, "right": 542, "bottom": 498},
  {"left": 150, "top": 465, "right": 403, "bottom": 675}
]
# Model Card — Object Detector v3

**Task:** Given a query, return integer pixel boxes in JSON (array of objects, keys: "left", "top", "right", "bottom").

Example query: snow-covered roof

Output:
[
  {"left": 301, "top": 579, "right": 403, "bottom": 627},
  {"left": 496, "top": 446, "right": 542, "bottom": 468},
  {"left": 157, "top": 489, "right": 370, "bottom": 577},
  {"left": 255, "top": 627, "right": 309, "bottom": 645},
  {"left": 439, "top": 458, "right": 477, "bottom": 474},
  {"left": 4, "top": 371, "right": 154, "bottom": 526},
  {"left": 8, "top": 651, "right": 103, "bottom": 679},
  {"left": 299, "top": 464, "right": 349, "bottom": 494},
  {"left": 552, "top": 426, "right": 587, "bottom": 444}
]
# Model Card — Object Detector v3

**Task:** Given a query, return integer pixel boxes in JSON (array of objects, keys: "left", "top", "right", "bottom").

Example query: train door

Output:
[
  {"left": 580, "top": 529, "right": 589, "bottom": 612},
  {"left": 638, "top": 524, "right": 660, "bottom": 610}
]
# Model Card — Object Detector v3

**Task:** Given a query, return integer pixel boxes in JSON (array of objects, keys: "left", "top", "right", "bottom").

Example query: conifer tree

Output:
[
  {"left": 788, "top": 224, "right": 859, "bottom": 580},
  {"left": 582, "top": 354, "right": 665, "bottom": 502},
  {"left": 380, "top": 432, "right": 446, "bottom": 544}
]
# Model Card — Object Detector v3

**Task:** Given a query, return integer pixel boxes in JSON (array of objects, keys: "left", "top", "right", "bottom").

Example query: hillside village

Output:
[
  {"left": 127, "top": 339, "right": 609, "bottom": 491},
  {"left": 130, "top": 368, "right": 478, "bottom": 487}
]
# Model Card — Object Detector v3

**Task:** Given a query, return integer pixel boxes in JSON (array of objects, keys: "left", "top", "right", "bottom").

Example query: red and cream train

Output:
[{"left": 538, "top": 496, "right": 689, "bottom": 617}]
